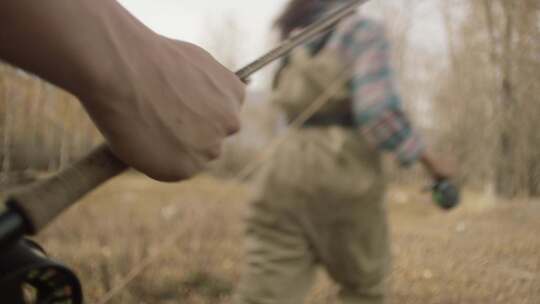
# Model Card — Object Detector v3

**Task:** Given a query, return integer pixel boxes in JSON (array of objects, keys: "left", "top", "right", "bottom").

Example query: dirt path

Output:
[{"left": 36, "top": 174, "right": 540, "bottom": 303}]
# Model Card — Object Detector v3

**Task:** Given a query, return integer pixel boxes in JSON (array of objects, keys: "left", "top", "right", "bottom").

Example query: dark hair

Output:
[{"left": 274, "top": 0, "right": 335, "bottom": 39}]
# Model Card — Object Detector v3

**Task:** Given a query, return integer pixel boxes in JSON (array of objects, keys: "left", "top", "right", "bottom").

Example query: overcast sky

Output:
[
  {"left": 117, "top": 0, "right": 449, "bottom": 87},
  {"left": 118, "top": 1, "right": 447, "bottom": 52}
]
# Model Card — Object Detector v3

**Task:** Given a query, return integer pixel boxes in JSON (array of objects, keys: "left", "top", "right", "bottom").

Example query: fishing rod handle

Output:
[{"left": 6, "top": 144, "right": 126, "bottom": 234}]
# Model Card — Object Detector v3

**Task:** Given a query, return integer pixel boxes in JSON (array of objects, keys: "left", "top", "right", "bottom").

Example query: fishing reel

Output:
[
  {"left": 0, "top": 239, "right": 82, "bottom": 304},
  {"left": 430, "top": 179, "right": 460, "bottom": 210}
]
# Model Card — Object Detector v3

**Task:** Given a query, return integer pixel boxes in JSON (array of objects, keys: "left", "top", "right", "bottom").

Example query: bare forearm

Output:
[
  {"left": 420, "top": 151, "right": 454, "bottom": 181},
  {"left": 0, "top": 0, "right": 153, "bottom": 98},
  {"left": 420, "top": 152, "right": 437, "bottom": 178}
]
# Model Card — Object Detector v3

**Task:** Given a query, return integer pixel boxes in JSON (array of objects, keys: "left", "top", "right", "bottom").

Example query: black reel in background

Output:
[
  {"left": 432, "top": 179, "right": 461, "bottom": 210},
  {"left": 0, "top": 239, "right": 82, "bottom": 304}
]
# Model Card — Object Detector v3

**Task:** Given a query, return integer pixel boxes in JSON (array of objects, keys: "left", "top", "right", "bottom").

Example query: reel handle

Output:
[{"left": 0, "top": 239, "right": 83, "bottom": 304}]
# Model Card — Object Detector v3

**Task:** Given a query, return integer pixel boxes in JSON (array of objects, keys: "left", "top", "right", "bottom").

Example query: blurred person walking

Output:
[{"left": 234, "top": 1, "right": 452, "bottom": 303}]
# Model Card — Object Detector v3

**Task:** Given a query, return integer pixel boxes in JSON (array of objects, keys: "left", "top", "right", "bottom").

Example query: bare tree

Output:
[{"left": 432, "top": 0, "right": 540, "bottom": 197}]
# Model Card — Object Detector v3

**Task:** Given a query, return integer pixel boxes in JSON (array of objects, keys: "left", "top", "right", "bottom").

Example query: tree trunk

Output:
[{"left": 494, "top": 0, "right": 519, "bottom": 198}]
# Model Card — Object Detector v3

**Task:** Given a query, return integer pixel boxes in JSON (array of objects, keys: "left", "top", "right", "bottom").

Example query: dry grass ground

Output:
[{"left": 35, "top": 173, "right": 540, "bottom": 304}]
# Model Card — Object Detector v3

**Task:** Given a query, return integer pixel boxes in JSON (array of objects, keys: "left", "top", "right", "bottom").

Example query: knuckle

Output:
[
  {"left": 226, "top": 116, "right": 241, "bottom": 135},
  {"left": 153, "top": 153, "right": 206, "bottom": 182},
  {"left": 205, "top": 144, "right": 223, "bottom": 160},
  {"left": 146, "top": 167, "right": 189, "bottom": 183},
  {"left": 176, "top": 159, "right": 204, "bottom": 180}
]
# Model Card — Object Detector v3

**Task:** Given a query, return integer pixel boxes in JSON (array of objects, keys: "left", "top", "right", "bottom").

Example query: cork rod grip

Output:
[{"left": 6, "top": 144, "right": 127, "bottom": 234}]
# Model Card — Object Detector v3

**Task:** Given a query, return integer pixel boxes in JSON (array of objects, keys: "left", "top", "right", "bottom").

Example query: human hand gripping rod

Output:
[{"left": 0, "top": 0, "right": 369, "bottom": 247}]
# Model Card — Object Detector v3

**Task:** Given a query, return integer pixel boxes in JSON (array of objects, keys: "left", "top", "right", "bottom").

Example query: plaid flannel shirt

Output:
[{"left": 325, "top": 15, "right": 425, "bottom": 166}]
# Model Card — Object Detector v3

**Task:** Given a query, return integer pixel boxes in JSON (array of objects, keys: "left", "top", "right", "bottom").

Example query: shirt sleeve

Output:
[{"left": 332, "top": 18, "right": 424, "bottom": 167}]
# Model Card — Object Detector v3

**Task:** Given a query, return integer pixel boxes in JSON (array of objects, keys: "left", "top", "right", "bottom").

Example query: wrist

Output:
[
  {"left": 71, "top": 1, "right": 156, "bottom": 101},
  {"left": 419, "top": 152, "right": 432, "bottom": 170},
  {"left": 420, "top": 152, "right": 438, "bottom": 179}
]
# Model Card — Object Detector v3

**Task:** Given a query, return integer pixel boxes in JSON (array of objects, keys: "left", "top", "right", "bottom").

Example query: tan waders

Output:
[
  {"left": 234, "top": 47, "right": 391, "bottom": 304},
  {"left": 234, "top": 128, "right": 390, "bottom": 304}
]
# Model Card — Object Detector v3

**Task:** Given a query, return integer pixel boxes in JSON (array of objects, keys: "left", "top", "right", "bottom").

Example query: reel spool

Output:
[
  {"left": 432, "top": 179, "right": 461, "bottom": 210},
  {"left": 0, "top": 239, "right": 82, "bottom": 304}
]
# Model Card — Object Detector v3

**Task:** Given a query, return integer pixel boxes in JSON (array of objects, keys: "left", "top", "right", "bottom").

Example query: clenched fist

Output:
[
  {"left": 0, "top": 0, "right": 246, "bottom": 182},
  {"left": 82, "top": 38, "right": 245, "bottom": 181}
]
